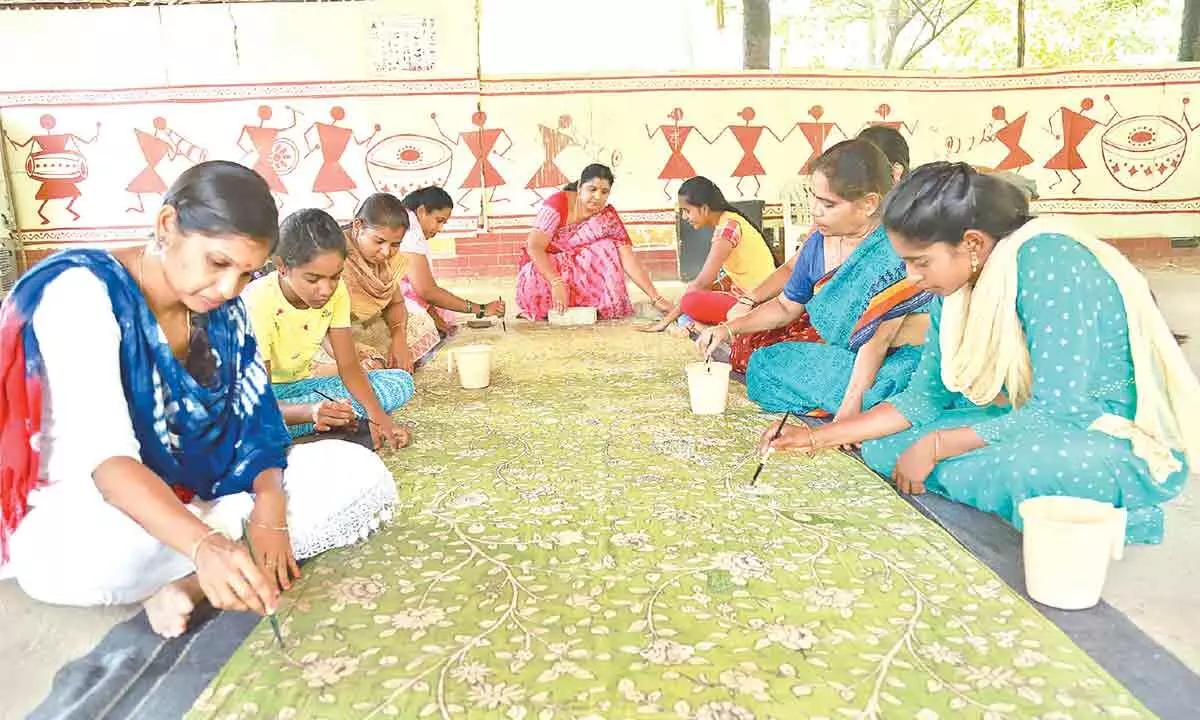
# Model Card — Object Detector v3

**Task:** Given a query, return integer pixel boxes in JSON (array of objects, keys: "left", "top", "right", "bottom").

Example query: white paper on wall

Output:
[{"left": 366, "top": 15, "right": 439, "bottom": 74}]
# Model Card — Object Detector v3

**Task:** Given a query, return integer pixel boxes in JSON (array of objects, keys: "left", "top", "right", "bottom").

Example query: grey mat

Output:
[
  {"left": 902, "top": 489, "right": 1200, "bottom": 719},
  {"left": 27, "top": 604, "right": 257, "bottom": 720}
]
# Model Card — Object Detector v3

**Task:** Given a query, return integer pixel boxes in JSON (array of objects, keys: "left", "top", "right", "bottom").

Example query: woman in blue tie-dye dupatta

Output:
[{"left": 0, "top": 162, "right": 397, "bottom": 638}]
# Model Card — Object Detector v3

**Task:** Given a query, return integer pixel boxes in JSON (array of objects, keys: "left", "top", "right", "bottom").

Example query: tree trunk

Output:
[
  {"left": 1181, "top": 0, "right": 1200, "bottom": 61},
  {"left": 880, "top": 0, "right": 906, "bottom": 68},
  {"left": 1016, "top": 0, "right": 1026, "bottom": 67},
  {"left": 742, "top": 0, "right": 771, "bottom": 69}
]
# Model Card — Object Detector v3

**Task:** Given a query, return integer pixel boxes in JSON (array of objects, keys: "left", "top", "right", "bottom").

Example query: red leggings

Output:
[{"left": 679, "top": 290, "right": 739, "bottom": 325}]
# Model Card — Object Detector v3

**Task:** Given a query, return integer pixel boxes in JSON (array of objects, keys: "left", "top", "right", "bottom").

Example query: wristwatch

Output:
[{"left": 468, "top": 301, "right": 485, "bottom": 318}]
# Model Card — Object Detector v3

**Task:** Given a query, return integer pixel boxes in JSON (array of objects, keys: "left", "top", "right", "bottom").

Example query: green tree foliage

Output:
[{"left": 756, "top": 0, "right": 1180, "bottom": 70}]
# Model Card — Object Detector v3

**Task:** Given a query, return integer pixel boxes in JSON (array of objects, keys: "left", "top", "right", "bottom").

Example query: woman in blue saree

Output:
[
  {"left": 697, "top": 139, "right": 932, "bottom": 420},
  {"left": 761, "top": 163, "right": 1198, "bottom": 544},
  {"left": 0, "top": 161, "right": 397, "bottom": 637}
]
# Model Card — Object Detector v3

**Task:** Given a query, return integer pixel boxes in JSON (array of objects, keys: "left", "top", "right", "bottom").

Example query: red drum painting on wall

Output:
[
  {"left": 26, "top": 151, "right": 87, "bottom": 184},
  {"left": 365, "top": 134, "right": 454, "bottom": 197},
  {"left": 1101, "top": 115, "right": 1187, "bottom": 192}
]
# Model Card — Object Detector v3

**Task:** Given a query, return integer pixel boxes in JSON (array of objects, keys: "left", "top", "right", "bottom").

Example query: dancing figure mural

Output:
[
  {"left": 237, "top": 105, "right": 300, "bottom": 204},
  {"left": 988, "top": 106, "right": 1033, "bottom": 173},
  {"left": 1045, "top": 96, "right": 1117, "bottom": 194},
  {"left": 783, "top": 106, "right": 845, "bottom": 174},
  {"left": 432, "top": 111, "right": 513, "bottom": 212},
  {"left": 646, "top": 108, "right": 712, "bottom": 200},
  {"left": 126, "top": 117, "right": 208, "bottom": 213},
  {"left": 861, "top": 103, "right": 918, "bottom": 136},
  {"left": 3, "top": 114, "right": 101, "bottom": 225},
  {"left": 525, "top": 114, "right": 578, "bottom": 205},
  {"left": 1185, "top": 97, "right": 1200, "bottom": 132},
  {"left": 707, "top": 107, "right": 783, "bottom": 197},
  {"left": 304, "top": 106, "right": 380, "bottom": 211}
]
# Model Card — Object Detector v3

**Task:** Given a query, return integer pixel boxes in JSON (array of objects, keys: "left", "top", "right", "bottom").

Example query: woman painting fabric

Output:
[
  {"left": 761, "top": 163, "right": 1199, "bottom": 544},
  {"left": 335, "top": 193, "right": 441, "bottom": 374},
  {"left": 516, "top": 163, "right": 672, "bottom": 320},
  {"left": 697, "top": 139, "right": 932, "bottom": 419},
  {"left": 400, "top": 186, "right": 504, "bottom": 333},
  {"left": 639, "top": 176, "right": 776, "bottom": 332},
  {"left": 721, "top": 128, "right": 912, "bottom": 371},
  {"left": 243, "top": 208, "right": 413, "bottom": 449},
  {"left": 0, "top": 161, "right": 398, "bottom": 637}
]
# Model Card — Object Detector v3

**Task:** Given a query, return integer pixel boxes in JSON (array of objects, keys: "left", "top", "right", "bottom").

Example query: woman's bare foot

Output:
[{"left": 144, "top": 575, "right": 203, "bottom": 639}]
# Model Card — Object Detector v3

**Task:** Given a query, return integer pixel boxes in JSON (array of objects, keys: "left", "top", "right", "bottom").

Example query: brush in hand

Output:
[{"left": 751, "top": 412, "right": 791, "bottom": 486}]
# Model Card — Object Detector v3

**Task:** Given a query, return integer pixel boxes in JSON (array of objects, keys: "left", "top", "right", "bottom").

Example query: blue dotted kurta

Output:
[{"left": 861, "top": 234, "right": 1189, "bottom": 544}]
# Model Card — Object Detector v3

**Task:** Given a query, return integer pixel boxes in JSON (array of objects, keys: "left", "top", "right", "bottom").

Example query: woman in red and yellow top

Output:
[{"left": 639, "top": 176, "right": 775, "bottom": 332}]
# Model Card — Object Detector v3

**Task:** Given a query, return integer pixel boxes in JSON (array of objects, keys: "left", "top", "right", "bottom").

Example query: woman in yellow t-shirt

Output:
[
  {"left": 639, "top": 176, "right": 775, "bottom": 332},
  {"left": 242, "top": 208, "right": 412, "bottom": 450}
]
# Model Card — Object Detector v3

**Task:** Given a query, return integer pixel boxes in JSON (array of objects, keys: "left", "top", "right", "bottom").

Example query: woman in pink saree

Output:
[{"left": 516, "top": 164, "right": 672, "bottom": 320}]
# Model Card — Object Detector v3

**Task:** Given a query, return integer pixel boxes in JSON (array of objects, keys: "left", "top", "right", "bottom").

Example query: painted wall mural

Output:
[
  {"left": 3, "top": 114, "right": 101, "bottom": 225},
  {"left": 3, "top": 67, "right": 1200, "bottom": 258}
]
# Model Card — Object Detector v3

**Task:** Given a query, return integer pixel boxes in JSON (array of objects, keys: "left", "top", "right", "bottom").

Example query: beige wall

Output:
[{"left": 2, "top": 0, "right": 1198, "bottom": 264}]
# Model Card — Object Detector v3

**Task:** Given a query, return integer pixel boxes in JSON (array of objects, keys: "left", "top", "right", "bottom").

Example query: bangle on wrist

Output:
[
  {"left": 550, "top": 277, "right": 565, "bottom": 287},
  {"left": 190, "top": 528, "right": 223, "bottom": 564},
  {"left": 803, "top": 423, "right": 818, "bottom": 449},
  {"left": 718, "top": 321, "right": 737, "bottom": 338},
  {"left": 932, "top": 430, "right": 943, "bottom": 462},
  {"left": 737, "top": 295, "right": 756, "bottom": 307}
]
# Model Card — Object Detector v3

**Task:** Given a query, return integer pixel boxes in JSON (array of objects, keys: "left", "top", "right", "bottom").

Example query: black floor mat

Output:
[{"left": 28, "top": 604, "right": 256, "bottom": 720}]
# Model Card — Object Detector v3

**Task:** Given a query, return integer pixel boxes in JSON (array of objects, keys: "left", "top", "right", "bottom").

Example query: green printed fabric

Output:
[{"left": 189, "top": 324, "right": 1147, "bottom": 720}]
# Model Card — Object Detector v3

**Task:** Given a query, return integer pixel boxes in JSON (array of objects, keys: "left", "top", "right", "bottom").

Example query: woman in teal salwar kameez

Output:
[{"left": 760, "top": 163, "right": 1200, "bottom": 544}]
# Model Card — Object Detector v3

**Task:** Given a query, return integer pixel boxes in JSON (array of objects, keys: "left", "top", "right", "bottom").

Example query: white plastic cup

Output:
[
  {"left": 685, "top": 361, "right": 732, "bottom": 415},
  {"left": 447, "top": 345, "right": 493, "bottom": 389},
  {"left": 1018, "top": 496, "right": 1126, "bottom": 610}
]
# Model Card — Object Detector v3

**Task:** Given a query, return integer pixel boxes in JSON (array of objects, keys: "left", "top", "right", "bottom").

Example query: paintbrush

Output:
[
  {"left": 751, "top": 412, "right": 791, "bottom": 486},
  {"left": 242, "top": 518, "right": 285, "bottom": 647},
  {"left": 312, "top": 390, "right": 378, "bottom": 426}
]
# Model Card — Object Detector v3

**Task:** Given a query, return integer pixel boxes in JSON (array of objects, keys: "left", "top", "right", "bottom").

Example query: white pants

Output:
[{"left": 7, "top": 440, "right": 397, "bottom": 607}]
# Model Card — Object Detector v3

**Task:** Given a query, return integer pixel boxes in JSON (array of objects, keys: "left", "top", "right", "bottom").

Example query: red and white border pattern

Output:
[{"left": 4, "top": 66, "right": 1199, "bottom": 108}]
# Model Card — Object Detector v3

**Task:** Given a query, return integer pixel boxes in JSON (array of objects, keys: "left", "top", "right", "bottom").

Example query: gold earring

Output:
[{"left": 969, "top": 249, "right": 980, "bottom": 274}]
